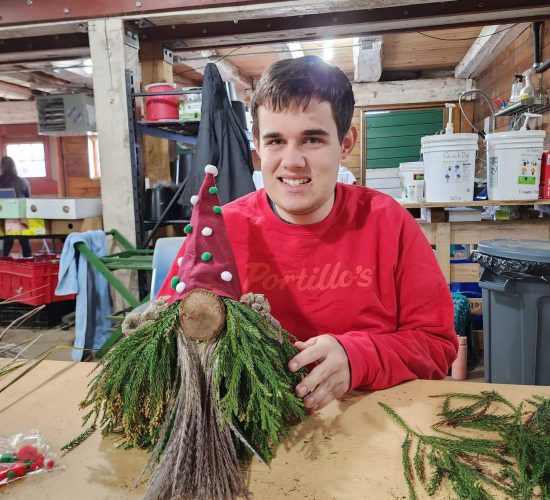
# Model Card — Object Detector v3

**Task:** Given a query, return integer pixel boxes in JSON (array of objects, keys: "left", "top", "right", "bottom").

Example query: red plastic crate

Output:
[{"left": 0, "top": 257, "right": 74, "bottom": 306}]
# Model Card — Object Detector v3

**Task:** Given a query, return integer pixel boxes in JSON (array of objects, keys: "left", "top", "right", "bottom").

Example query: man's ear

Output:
[
  {"left": 340, "top": 126, "right": 358, "bottom": 161},
  {"left": 253, "top": 135, "right": 260, "bottom": 156}
]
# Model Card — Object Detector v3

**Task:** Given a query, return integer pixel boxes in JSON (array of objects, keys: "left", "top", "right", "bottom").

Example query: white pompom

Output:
[
  {"left": 204, "top": 164, "right": 218, "bottom": 176},
  {"left": 177, "top": 257, "right": 183, "bottom": 267},
  {"left": 201, "top": 227, "right": 213, "bottom": 236},
  {"left": 220, "top": 271, "right": 233, "bottom": 282},
  {"left": 175, "top": 282, "right": 186, "bottom": 294},
  {"left": 190, "top": 195, "right": 199, "bottom": 206}
]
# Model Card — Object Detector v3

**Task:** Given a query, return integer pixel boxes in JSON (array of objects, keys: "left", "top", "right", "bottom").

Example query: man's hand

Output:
[{"left": 288, "top": 335, "right": 351, "bottom": 412}]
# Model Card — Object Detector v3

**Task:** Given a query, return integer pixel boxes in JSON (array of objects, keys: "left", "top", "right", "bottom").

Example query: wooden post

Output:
[
  {"left": 141, "top": 41, "right": 173, "bottom": 185},
  {"left": 434, "top": 223, "right": 451, "bottom": 283},
  {"left": 88, "top": 17, "right": 141, "bottom": 307},
  {"left": 88, "top": 17, "right": 139, "bottom": 246}
]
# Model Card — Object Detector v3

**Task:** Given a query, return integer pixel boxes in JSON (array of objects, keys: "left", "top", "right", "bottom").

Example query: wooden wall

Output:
[
  {"left": 60, "top": 136, "right": 101, "bottom": 198},
  {"left": 341, "top": 108, "right": 361, "bottom": 182},
  {"left": 474, "top": 22, "right": 550, "bottom": 137}
]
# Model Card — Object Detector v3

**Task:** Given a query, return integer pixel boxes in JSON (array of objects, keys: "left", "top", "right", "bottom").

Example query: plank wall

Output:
[{"left": 474, "top": 21, "right": 550, "bottom": 138}]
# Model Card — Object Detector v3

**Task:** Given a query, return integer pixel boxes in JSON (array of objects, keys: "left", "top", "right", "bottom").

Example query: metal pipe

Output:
[{"left": 533, "top": 21, "right": 550, "bottom": 74}]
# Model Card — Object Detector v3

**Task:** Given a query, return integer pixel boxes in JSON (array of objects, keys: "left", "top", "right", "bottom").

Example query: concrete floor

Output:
[{"left": 1, "top": 326, "right": 75, "bottom": 361}]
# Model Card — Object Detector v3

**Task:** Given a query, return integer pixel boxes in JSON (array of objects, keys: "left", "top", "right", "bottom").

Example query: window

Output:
[
  {"left": 5, "top": 142, "right": 46, "bottom": 178},
  {"left": 87, "top": 135, "right": 101, "bottom": 178}
]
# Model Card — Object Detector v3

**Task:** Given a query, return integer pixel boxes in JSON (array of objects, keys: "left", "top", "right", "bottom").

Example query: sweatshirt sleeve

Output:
[{"left": 335, "top": 215, "right": 458, "bottom": 391}]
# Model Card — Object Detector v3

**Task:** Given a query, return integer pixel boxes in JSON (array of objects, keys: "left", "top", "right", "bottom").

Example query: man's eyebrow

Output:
[
  {"left": 261, "top": 132, "right": 283, "bottom": 140},
  {"left": 303, "top": 129, "right": 330, "bottom": 136}
]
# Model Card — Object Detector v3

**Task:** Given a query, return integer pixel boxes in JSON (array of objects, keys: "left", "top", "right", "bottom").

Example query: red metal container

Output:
[{"left": 0, "top": 257, "right": 74, "bottom": 306}]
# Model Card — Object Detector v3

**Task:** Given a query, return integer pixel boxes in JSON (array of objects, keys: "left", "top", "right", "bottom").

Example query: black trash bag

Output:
[{"left": 471, "top": 251, "right": 550, "bottom": 282}]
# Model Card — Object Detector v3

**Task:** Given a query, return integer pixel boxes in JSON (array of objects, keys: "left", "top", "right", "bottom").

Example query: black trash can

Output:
[{"left": 472, "top": 239, "right": 550, "bottom": 385}]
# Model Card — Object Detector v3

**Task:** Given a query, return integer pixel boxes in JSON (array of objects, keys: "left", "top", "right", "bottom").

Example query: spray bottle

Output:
[
  {"left": 445, "top": 103, "right": 456, "bottom": 134},
  {"left": 510, "top": 74, "right": 523, "bottom": 103},
  {"left": 519, "top": 69, "right": 534, "bottom": 102}
]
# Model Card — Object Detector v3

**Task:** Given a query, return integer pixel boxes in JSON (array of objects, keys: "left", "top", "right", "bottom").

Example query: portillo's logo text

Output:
[{"left": 243, "top": 262, "right": 374, "bottom": 292}]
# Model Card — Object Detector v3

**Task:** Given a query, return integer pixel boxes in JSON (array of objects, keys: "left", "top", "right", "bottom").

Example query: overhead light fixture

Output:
[
  {"left": 287, "top": 42, "right": 304, "bottom": 59},
  {"left": 323, "top": 40, "right": 333, "bottom": 62}
]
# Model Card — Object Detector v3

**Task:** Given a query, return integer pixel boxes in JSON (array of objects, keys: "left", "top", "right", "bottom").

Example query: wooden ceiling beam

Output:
[
  {"left": 175, "top": 50, "right": 252, "bottom": 93},
  {"left": 137, "top": 0, "right": 550, "bottom": 49},
  {"left": 0, "top": 80, "right": 33, "bottom": 100},
  {"left": 454, "top": 23, "right": 530, "bottom": 79},
  {"left": 0, "top": 0, "right": 283, "bottom": 27}
]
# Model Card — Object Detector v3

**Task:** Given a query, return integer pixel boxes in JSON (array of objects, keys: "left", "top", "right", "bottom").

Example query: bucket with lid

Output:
[
  {"left": 421, "top": 133, "right": 478, "bottom": 203},
  {"left": 144, "top": 82, "right": 179, "bottom": 121},
  {"left": 398, "top": 162, "right": 424, "bottom": 201},
  {"left": 486, "top": 130, "right": 546, "bottom": 201}
]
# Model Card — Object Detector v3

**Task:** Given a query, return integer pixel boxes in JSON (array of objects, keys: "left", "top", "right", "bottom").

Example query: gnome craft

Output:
[{"left": 72, "top": 165, "right": 308, "bottom": 499}]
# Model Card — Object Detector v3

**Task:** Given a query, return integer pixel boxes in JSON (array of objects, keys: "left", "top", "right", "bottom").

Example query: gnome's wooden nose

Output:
[{"left": 178, "top": 288, "right": 226, "bottom": 341}]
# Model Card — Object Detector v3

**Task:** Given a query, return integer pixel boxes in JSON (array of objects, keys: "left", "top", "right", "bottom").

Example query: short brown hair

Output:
[{"left": 251, "top": 55, "right": 355, "bottom": 143}]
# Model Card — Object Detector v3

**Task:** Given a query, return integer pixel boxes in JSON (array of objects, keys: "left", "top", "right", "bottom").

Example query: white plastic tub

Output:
[
  {"left": 485, "top": 130, "right": 546, "bottom": 200},
  {"left": 421, "top": 133, "right": 478, "bottom": 203},
  {"left": 398, "top": 162, "right": 424, "bottom": 201}
]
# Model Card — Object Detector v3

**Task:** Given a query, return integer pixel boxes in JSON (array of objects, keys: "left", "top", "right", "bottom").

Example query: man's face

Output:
[{"left": 254, "top": 99, "right": 356, "bottom": 225}]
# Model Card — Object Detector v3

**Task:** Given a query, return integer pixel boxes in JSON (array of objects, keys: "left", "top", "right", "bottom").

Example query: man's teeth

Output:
[{"left": 281, "top": 178, "right": 309, "bottom": 186}]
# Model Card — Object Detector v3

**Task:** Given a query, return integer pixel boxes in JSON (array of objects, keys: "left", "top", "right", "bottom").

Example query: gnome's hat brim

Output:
[{"left": 166, "top": 165, "right": 242, "bottom": 304}]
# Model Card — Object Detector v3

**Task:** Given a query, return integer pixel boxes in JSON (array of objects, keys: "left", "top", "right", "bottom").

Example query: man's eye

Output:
[
  {"left": 266, "top": 139, "right": 283, "bottom": 146},
  {"left": 305, "top": 137, "right": 323, "bottom": 144}
]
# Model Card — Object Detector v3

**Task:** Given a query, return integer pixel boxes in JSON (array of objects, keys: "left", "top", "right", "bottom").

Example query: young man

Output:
[{"left": 160, "top": 55, "right": 457, "bottom": 412}]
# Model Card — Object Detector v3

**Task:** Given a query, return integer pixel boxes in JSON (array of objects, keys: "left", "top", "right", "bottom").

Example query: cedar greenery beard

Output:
[{"left": 250, "top": 55, "right": 355, "bottom": 144}]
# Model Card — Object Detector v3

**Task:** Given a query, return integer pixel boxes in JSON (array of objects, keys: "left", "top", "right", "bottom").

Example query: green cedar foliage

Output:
[
  {"left": 380, "top": 390, "right": 550, "bottom": 499},
  {"left": 79, "top": 303, "right": 180, "bottom": 449},
  {"left": 215, "top": 298, "right": 308, "bottom": 463}
]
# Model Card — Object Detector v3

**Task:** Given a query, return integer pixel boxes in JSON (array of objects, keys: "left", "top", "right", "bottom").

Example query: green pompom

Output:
[
  {"left": 201, "top": 252, "right": 213, "bottom": 262},
  {"left": 209, "top": 186, "right": 218, "bottom": 195},
  {"left": 184, "top": 224, "right": 193, "bottom": 234},
  {"left": 213, "top": 205, "right": 222, "bottom": 214},
  {"left": 170, "top": 276, "right": 180, "bottom": 289},
  {"left": 7, "top": 471, "right": 15, "bottom": 479}
]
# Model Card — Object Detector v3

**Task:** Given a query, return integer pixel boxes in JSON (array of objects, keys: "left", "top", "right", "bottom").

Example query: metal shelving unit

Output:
[{"left": 494, "top": 98, "right": 550, "bottom": 118}]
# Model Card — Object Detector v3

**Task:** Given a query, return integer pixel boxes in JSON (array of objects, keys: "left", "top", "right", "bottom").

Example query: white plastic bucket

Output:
[
  {"left": 485, "top": 130, "right": 546, "bottom": 200},
  {"left": 421, "top": 133, "right": 478, "bottom": 203},
  {"left": 398, "top": 162, "right": 424, "bottom": 201}
]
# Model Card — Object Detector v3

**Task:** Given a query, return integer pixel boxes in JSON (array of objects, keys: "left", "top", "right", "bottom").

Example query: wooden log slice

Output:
[{"left": 178, "top": 288, "right": 226, "bottom": 341}]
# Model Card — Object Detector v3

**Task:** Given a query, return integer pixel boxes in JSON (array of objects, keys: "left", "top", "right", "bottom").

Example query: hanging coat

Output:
[{"left": 178, "top": 63, "right": 255, "bottom": 209}]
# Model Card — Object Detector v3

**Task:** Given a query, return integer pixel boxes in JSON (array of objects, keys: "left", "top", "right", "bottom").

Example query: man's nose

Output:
[{"left": 280, "top": 145, "right": 306, "bottom": 169}]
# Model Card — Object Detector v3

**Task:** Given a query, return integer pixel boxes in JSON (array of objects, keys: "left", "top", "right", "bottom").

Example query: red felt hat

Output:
[{"left": 166, "top": 165, "right": 242, "bottom": 303}]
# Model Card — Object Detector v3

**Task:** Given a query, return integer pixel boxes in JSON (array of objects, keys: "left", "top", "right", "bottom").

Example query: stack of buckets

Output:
[{"left": 421, "top": 114, "right": 546, "bottom": 203}]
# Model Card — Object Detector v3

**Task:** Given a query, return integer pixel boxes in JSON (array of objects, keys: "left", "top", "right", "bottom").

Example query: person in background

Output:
[{"left": 0, "top": 156, "right": 32, "bottom": 258}]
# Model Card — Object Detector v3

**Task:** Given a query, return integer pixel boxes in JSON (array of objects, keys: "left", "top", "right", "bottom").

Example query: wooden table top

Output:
[{"left": 1, "top": 360, "right": 549, "bottom": 499}]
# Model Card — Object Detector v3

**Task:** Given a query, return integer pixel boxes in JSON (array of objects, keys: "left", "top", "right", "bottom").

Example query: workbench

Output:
[{"left": 1, "top": 360, "right": 549, "bottom": 499}]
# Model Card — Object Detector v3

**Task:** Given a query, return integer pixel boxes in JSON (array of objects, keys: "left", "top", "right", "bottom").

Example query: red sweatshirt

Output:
[{"left": 159, "top": 183, "right": 457, "bottom": 390}]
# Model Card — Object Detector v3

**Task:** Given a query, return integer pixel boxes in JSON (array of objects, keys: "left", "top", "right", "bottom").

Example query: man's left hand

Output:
[{"left": 288, "top": 335, "right": 351, "bottom": 412}]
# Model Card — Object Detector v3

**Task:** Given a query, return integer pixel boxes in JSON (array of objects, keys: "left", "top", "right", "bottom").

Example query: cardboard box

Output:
[
  {"left": 21, "top": 219, "right": 49, "bottom": 236},
  {"left": 26, "top": 198, "right": 102, "bottom": 220},
  {"left": 5, "top": 219, "right": 22, "bottom": 235},
  {"left": 0, "top": 199, "right": 27, "bottom": 219},
  {"left": 50, "top": 217, "right": 103, "bottom": 235},
  {"left": 4, "top": 219, "right": 49, "bottom": 235}
]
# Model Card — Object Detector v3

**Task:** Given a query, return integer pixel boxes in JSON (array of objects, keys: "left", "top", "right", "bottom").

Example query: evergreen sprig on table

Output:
[{"left": 380, "top": 390, "right": 550, "bottom": 500}]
